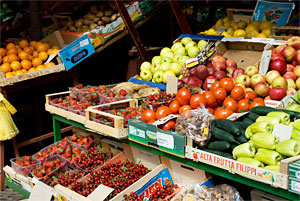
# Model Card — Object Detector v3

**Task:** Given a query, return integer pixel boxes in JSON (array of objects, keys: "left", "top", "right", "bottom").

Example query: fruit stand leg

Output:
[
  {"left": 0, "top": 141, "right": 4, "bottom": 191},
  {"left": 53, "top": 116, "right": 62, "bottom": 142}
]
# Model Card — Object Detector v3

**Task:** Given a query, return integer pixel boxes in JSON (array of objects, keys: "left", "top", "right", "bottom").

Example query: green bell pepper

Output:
[
  {"left": 251, "top": 133, "right": 277, "bottom": 150},
  {"left": 232, "top": 143, "right": 256, "bottom": 159},
  {"left": 237, "top": 157, "right": 264, "bottom": 167},
  {"left": 291, "top": 128, "right": 300, "bottom": 141},
  {"left": 245, "top": 121, "right": 273, "bottom": 139},
  {"left": 276, "top": 139, "right": 300, "bottom": 157},
  {"left": 267, "top": 111, "right": 290, "bottom": 125},
  {"left": 264, "top": 165, "right": 280, "bottom": 172},
  {"left": 256, "top": 116, "right": 280, "bottom": 125},
  {"left": 255, "top": 148, "right": 283, "bottom": 165}
]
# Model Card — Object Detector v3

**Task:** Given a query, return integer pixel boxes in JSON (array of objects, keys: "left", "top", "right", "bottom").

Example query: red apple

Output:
[
  {"left": 264, "top": 96, "right": 271, "bottom": 100},
  {"left": 286, "top": 64, "right": 295, "bottom": 72},
  {"left": 226, "top": 59, "right": 237, "bottom": 69},
  {"left": 272, "top": 76, "right": 288, "bottom": 89},
  {"left": 245, "top": 88, "right": 254, "bottom": 92},
  {"left": 213, "top": 61, "right": 226, "bottom": 71},
  {"left": 251, "top": 74, "right": 266, "bottom": 88},
  {"left": 210, "top": 53, "right": 222, "bottom": 60},
  {"left": 181, "top": 76, "right": 189, "bottom": 83},
  {"left": 187, "top": 76, "right": 203, "bottom": 87},
  {"left": 254, "top": 82, "right": 270, "bottom": 97},
  {"left": 287, "top": 79, "right": 296, "bottom": 89},
  {"left": 270, "top": 54, "right": 285, "bottom": 62},
  {"left": 211, "top": 55, "right": 226, "bottom": 64},
  {"left": 226, "top": 66, "right": 236, "bottom": 77},
  {"left": 206, "top": 62, "right": 216, "bottom": 75},
  {"left": 269, "top": 87, "right": 287, "bottom": 100},
  {"left": 287, "top": 36, "right": 300, "bottom": 50},
  {"left": 287, "top": 88, "right": 297, "bottom": 95},
  {"left": 282, "top": 46, "right": 296, "bottom": 62},
  {"left": 236, "top": 75, "right": 251, "bottom": 87},
  {"left": 266, "top": 70, "right": 281, "bottom": 85},
  {"left": 293, "top": 60, "right": 297, "bottom": 66},
  {"left": 270, "top": 59, "right": 287, "bottom": 75},
  {"left": 283, "top": 72, "right": 297, "bottom": 82},
  {"left": 294, "top": 50, "right": 300, "bottom": 65},
  {"left": 245, "top": 65, "right": 259, "bottom": 77},
  {"left": 203, "top": 76, "right": 217, "bottom": 91},
  {"left": 294, "top": 65, "right": 300, "bottom": 77},
  {"left": 214, "top": 70, "right": 227, "bottom": 81},
  {"left": 272, "top": 45, "right": 286, "bottom": 55},
  {"left": 233, "top": 68, "right": 245, "bottom": 78}
]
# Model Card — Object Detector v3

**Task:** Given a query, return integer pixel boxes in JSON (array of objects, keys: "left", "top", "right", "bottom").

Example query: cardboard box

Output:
[
  {"left": 128, "top": 119, "right": 185, "bottom": 158},
  {"left": 251, "top": 189, "right": 290, "bottom": 201}
]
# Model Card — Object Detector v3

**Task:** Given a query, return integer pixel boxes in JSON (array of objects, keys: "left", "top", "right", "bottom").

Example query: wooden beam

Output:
[
  {"left": 114, "top": 0, "right": 150, "bottom": 62},
  {"left": 168, "top": 0, "right": 192, "bottom": 34},
  {"left": 0, "top": 141, "right": 4, "bottom": 191},
  {"left": 18, "top": 126, "right": 74, "bottom": 148}
]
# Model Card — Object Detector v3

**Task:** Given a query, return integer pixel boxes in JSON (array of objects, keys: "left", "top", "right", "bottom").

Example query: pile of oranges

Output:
[{"left": 0, "top": 40, "right": 60, "bottom": 78}]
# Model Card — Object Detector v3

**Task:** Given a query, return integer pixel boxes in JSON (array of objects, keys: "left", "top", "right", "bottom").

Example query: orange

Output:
[
  {"left": 36, "top": 65, "right": 44, "bottom": 70},
  {"left": 3, "top": 56, "right": 9, "bottom": 63},
  {"left": 19, "top": 40, "right": 29, "bottom": 48},
  {"left": 5, "top": 72, "right": 14, "bottom": 78},
  {"left": 0, "top": 56, "right": 2, "bottom": 64},
  {"left": 51, "top": 49, "right": 59, "bottom": 55},
  {"left": 0, "top": 63, "right": 12, "bottom": 73},
  {"left": 21, "top": 69, "right": 27, "bottom": 73},
  {"left": 11, "top": 61, "right": 21, "bottom": 71},
  {"left": 15, "top": 70, "right": 23, "bottom": 76},
  {"left": 33, "top": 51, "right": 39, "bottom": 58},
  {"left": 23, "top": 47, "right": 33, "bottom": 55},
  {"left": 7, "top": 48, "right": 18, "bottom": 55},
  {"left": 37, "top": 43, "right": 48, "bottom": 52},
  {"left": 21, "top": 60, "right": 32, "bottom": 70},
  {"left": 44, "top": 43, "right": 50, "bottom": 49},
  {"left": 32, "top": 57, "right": 42, "bottom": 67},
  {"left": 34, "top": 42, "right": 43, "bottom": 50},
  {"left": 38, "top": 51, "right": 48, "bottom": 61},
  {"left": 18, "top": 51, "right": 29, "bottom": 60},
  {"left": 6, "top": 43, "right": 16, "bottom": 50},
  {"left": 7, "top": 54, "right": 19, "bottom": 63},
  {"left": 0, "top": 48, "right": 7, "bottom": 57},
  {"left": 30, "top": 41, "right": 37, "bottom": 47},
  {"left": 28, "top": 67, "right": 36, "bottom": 72},
  {"left": 28, "top": 55, "right": 34, "bottom": 60},
  {"left": 45, "top": 62, "right": 55, "bottom": 68},
  {"left": 52, "top": 45, "right": 59, "bottom": 50},
  {"left": 47, "top": 49, "right": 53, "bottom": 55}
]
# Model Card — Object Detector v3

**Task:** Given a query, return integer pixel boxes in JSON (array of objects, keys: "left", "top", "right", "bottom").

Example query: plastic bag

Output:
[
  {"left": 172, "top": 183, "right": 243, "bottom": 201},
  {"left": 175, "top": 107, "right": 215, "bottom": 147}
]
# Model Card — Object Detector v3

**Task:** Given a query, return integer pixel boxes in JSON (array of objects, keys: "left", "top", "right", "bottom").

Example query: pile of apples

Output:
[{"left": 139, "top": 37, "right": 208, "bottom": 83}]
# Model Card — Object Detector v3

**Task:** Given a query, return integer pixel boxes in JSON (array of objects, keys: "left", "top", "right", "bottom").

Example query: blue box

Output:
[{"left": 59, "top": 34, "right": 95, "bottom": 70}]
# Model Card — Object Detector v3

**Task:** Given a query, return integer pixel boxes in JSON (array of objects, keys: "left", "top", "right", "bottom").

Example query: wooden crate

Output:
[
  {"left": 185, "top": 137, "right": 300, "bottom": 190},
  {"left": 270, "top": 26, "right": 300, "bottom": 40},
  {"left": 226, "top": 8, "right": 253, "bottom": 22},
  {"left": 85, "top": 99, "right": 138, "bottom": 139}
]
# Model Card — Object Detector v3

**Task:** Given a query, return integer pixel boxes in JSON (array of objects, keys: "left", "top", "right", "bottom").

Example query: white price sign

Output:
[{"left": 157, "top": 132, "right": 174, "bottom": 149}]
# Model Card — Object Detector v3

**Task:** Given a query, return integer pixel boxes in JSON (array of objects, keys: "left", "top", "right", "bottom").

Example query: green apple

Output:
[
  {"left": 151, "top": 64, "right": 161, "bottom": 73},
  {"left": 151, "top": 56, "right": 163, "bottom": 65},
  {"left": 169, "top": 62, "right": 182, "bottom": 76},
  {"left": 140, "top": 61, "right": 152, "bottom": 71},
  {"left": 198, "top": 40, "right": 207, "bottom": 50},
  {"left": 171, "top": 42, "right": 184, "bottom": 52},
  {"left": 173, "top": 47, "right": 186, "bottom": 56},
  {"left": 297, "top": 90, "right": 300, "bottom": 100},
  {"left": 161, "top": 62, "right": 171, "bottom": 72},
  {"left": 140, "top": 69, "right": 152, "bottom": 81},
  {"left": 160, "top": 47, "right": 172, "bottom": 57},
  {"left": 153, "top": 70, "right": 164, "bottom": 83},
  {"left": 187, "top": 46, "right": 200, "bottom": 58},
  {"left": 163, "top": 71, "right": 176, "bottom": 83},
  {"left": 162, "top": 57, "right": 173, "bottom": 63},
  {"left": 173, "top": 54, "right": 182, "bottom": 63},
  {"left": 178, "top": 75, "right": 183, "bottom": 79},
  {"left": 185, "top": 41, "right": 197, "bottom": 50},
  {"left": 181, "top": 37, "right": 192, "bottom": 46},
  {"left": 178, "top": 56, "right": 190, "bottom": 66},
  {"left": 163, "top": 52, "right": 174, "bottom": 59}
]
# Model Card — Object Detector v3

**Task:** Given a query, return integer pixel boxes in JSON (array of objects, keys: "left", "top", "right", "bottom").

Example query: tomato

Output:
[
  {"left": 220, "top": 77, "right": 234, "bottom": 92},
  {"left": 231, "top": 86, "right": 245, "bottom": 101},
  {"left": 214, "top": 108, "right": 234, "bottom": 119},
  {"left": 169, "top": 100, "right": 180, "bottom": 114},
  {"left": 244, "top": 91, "right": 257, "bottom": 100},
  {"left": 156, "top": 106, "right": 172, "bottom": 120},
  {"left": 213, "top": 87, "right": 227, "bottom": 101},
  {"left": 249, "top": 98, "right": 265, "bottom": 109},
  {"left": 207, "top": 107, "right": 214, "bottom": 114},
  {"left": 237, "top": 99, "right": 250, "bottom": 112},
  {"left": 223, "top": 97, "right": 238, "bottom": 112},
  {"left": 190, "top": 94, "right": 206, "bottom": 108},
  {"left": 176, "top": 88, "right": 191, "bottom": 105},
  {"left": 162, "top": 120, "right": 176, "bottom": 131},
  {"left": 210, "top": 81, "right": 220, "bottom": 92},
  {"left": 141, "top": 109, "right": 156, "bottom": 123},
  {"left": 148, "top": 119, "right": 156, "bottom": 124},
  {"left": 179, "top": 105, "right": 192, "bottom": 115},
  {"left": 203, "top": 91, "right": 217, "bottom": 107}
]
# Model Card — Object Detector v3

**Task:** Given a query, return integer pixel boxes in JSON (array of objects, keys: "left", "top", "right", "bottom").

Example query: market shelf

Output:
[
  {"left": 5, "top": 179, "right": 30, "bottom": 198},
  {"left": 49, "top": 114, "right": 300, "bottom": 201}
]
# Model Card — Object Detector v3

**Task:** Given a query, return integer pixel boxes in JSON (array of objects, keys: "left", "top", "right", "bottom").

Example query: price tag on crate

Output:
[{"left": 59, "top": 34, "right": 95, "bottom": 70}]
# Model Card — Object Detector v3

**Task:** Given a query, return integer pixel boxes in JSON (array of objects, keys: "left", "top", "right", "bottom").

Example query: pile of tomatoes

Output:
[{"left": 141, "top": 77, "right": 266, "bottom": 127}]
